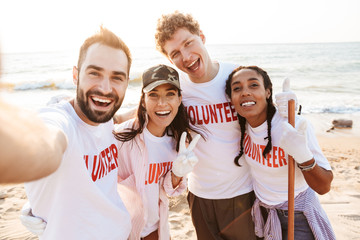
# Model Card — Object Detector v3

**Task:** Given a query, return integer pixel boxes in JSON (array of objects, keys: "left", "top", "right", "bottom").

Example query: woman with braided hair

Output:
[{"left": 225, "top": 66, "right": 335, "bottom": 240}]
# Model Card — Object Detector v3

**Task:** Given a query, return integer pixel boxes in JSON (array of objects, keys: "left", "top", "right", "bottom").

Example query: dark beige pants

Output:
[{"left": 187, "top": 191, "right": 257, "bottom": 240}]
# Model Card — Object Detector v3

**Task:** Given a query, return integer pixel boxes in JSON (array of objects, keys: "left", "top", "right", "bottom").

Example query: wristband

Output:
[{"left": 297, "top": 161, "right": 316, "bottom": 172}]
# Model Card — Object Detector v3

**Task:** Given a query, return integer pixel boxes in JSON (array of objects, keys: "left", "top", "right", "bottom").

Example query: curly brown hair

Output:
[{"left": 155, "top": 11, "right": 200, "bottom": 56}]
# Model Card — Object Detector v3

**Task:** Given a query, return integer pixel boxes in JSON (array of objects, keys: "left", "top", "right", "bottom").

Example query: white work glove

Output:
[
  {"left": 47, "top": 93, "right": 73, "bottom": 106},
  {"left": 20, "top": 202, "right": 46, "bottom": 236},
  {"left": 172, "top": 132, "right": 201, "bottom": 177},
  {"left": 279, "top": 118, "right": 313, "bottom": 164},
  {"left": 275, "top": 78, "right": 298, "bottom": 118}
]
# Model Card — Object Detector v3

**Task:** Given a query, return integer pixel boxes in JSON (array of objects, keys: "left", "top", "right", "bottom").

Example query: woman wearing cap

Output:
[
  {"left": 225, "top": 66, "right": 335, "bottom": 240},
  {"left": 114, "top": 64, "right": 202, "bottom": 240}
]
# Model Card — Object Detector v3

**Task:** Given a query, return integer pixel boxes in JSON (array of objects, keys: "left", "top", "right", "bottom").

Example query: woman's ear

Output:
[
  {"left": 266, "top": 89, "right": 271, "bottom": 99},
  {"left": 141, "top": 97, "right": 146, "bottom": 110}
]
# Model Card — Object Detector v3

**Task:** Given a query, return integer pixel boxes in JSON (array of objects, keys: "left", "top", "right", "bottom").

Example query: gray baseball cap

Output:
[{"left": 142, "top": 64, "right": 180, "bottom": 93}]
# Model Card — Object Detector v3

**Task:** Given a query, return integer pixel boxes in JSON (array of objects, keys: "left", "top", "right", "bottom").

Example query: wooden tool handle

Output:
[{"left": 288, "top": 99, "right": 295, "bottom": 240}]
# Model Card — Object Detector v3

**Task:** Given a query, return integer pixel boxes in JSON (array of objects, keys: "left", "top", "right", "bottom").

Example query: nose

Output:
[
  {"left": 99, "top": 77, "right": 112, "bottom": 94},
  {"left": 182, "top": 48, "right": 192, "bottom": 62},
  {"left": 157, "top": 96, "right": 167, "bottom": 106},
  {"left": 241, "top": 87, "right": 251, "bottom": 97}
]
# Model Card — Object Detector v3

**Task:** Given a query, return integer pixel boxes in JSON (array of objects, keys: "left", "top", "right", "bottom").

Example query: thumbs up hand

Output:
[
  {"left": 279, "top": 118, "right": 313, "bottom": 164},
  {"left": 275, "top": 78, "right": 298, "bottom": 118},
  {"left": 172, "top": 132, "right": 201, "bottom": 177}
]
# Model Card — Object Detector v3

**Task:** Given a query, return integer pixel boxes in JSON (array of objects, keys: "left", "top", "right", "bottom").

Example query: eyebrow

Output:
[
  {"left": 169, "top": 38, "right": 189, "bottom": 57},
  {"left": 231, "top": 77, "right": 260, "bottom": 86},
  {"left": 86, "top": 65, "right": 127, "bottom": 78},
  {"left": 149, "top": 86, "right": 178, "bottom": 92},
  {"left": 166, "top": 86, "right": 178, "bottom": 91}
]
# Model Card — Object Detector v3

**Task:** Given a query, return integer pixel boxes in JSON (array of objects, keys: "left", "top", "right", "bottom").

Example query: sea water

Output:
[{"left": 1, "top": 42, "right": 359, "bottom": 114}]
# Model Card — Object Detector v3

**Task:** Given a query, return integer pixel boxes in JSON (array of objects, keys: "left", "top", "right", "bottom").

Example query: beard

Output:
[{"left": 76, "top": 88, "right": 123, "bottom": 123}]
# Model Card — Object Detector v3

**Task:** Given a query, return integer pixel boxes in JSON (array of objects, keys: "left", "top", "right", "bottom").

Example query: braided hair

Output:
[{"left": 225, "top": 66, "right": 276, "bottom": 167}]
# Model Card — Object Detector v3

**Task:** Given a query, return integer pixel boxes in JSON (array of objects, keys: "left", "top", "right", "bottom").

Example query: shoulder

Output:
[
  {"left": 114, "top": 118, "right": 136, "bottom": 133},
  {"left": 37, "top": 101, "right": 74, "bottom": 132},
  {"left": 115, "top": 119, "right": 144, "bottom": 149},
  {"left": 217, "top": 62, "right": 238, "bottom": 82},
  {"left": 220, "top": 62, "right": 238, "bottom": 68},
  {"left": 219, "top": 62, "right": 238, "bottom": 73},
  {"left": 38, "top": 101, "right": 69, "bottom": 117}
]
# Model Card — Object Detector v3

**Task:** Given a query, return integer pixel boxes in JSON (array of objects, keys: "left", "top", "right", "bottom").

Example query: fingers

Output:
[
  {"left": 279, "top": 121, "right": 292, "bottom": 147},
  {"left": 281, "top": 121, "right": 293, "bottom": 136},
  {"left": 276, "top": 105, "right": 288, "bottom": 118},
  {"left": 20, "top": 215, "right": 46, "bottom": 236},
  {"left": 20, "top": 215, "right": 46, "bottom": 225},
  {"left": 282, "top": 77, "right": 291, "bottom": 92},
  {"left": 275, "top": 91, "right": 298, "bottom": 118},
  {"left": 275, "top": 91, "right": 297, "bottom": 102},
  {"left": 187, "top": 152, "right": 199, "bottom": 166},
  {"left": 187, "top": 134, "right": 201, "bottom": 152},
  {"left": 296, "top": 118, "right": 307, "bottom": 134},
  {"left": 21, "top": 202, "right": 31, "bottom": 215},
  {"left": 179, "top": 132, "right": 187, "bottom": 153},
  {"left": 281, "top": 91, "right": 297, "bottom": 102}
]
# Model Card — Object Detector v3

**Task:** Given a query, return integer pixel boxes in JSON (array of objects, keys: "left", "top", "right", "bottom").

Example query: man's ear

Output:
[
  {"left": 73, "top": 66, "right": 78, "bottom": 85},
  {"left": 199, "top": 30, "right": 206, "bottom": 44}
]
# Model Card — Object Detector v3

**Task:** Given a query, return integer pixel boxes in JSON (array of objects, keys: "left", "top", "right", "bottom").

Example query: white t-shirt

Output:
[
  {"left": 25, "top": 101, "right": 131, "bottom": 240},
  {"left": 141, "top": 127, "right": 175, "bottom": 237},
  {"left": 244, "top": 111, "right": 332, "bottom": 205},
  {"left": 180, "top": 62, "right": 253, "bottom": 199}
]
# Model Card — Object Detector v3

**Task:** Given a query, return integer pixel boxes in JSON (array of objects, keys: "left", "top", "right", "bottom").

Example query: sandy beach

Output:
[{"left": 1, "top": 113, "right": 359, "bottom": 240}]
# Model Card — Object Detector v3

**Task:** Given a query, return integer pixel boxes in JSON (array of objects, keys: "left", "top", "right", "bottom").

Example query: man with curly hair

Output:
[{"left": 155, "top": 11, "right": 257, "bottom": 240}]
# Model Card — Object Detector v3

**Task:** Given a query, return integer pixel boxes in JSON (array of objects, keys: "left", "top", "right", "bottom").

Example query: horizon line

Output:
[{"left": 2, "top": 40, "right": 359, "bottom": 54}]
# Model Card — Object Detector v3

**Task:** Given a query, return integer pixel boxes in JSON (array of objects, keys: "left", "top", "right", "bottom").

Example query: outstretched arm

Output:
[{"left": 0, "top": 101, "right": 67, "bottom": 183}]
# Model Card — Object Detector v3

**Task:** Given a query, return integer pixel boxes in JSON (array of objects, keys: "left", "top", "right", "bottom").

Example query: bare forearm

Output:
[
  {"left": 0, "top": 102, "right": 66, "bottom": 183},
  {"left": 300, "top": 159, "right": 334, "bottom": 195}
]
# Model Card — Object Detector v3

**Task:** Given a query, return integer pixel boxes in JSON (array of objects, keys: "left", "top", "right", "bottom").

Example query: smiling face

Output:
[
  {"left": 163, "top": 28, "right": 213, "bottom": 83},
  {"left": 73, "top": 43, "right": 129, "bottom": 125},
  {"left": 143, "top": 83, "right": 182, "bottom": 137},
  {"left": 229, "top": 69, "right": 271, "bottom": 127}
]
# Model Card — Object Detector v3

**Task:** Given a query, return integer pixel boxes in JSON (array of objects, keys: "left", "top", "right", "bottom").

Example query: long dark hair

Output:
[
  {"left": 225, "top": 66, "right": 276, "bottom": 166},
  {"left": 114, "top": 89, "right": 201, "bottom": 152}
]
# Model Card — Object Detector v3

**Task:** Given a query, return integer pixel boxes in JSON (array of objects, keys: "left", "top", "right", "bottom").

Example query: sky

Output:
[{"left": 0, "top": 0, "right": 359, "bottom": 53}]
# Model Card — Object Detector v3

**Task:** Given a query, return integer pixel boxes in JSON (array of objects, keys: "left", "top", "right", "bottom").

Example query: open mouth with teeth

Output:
[
  {"left": 91, "top": 96, "right": 113, "bottom": 107},
  {"left": 241, "top": 101, "right": 256, "bottom": 107},
  {"left": 155, "top": 110, "right": 171, "bottom": 117},
  {"left": 187, "top": 59, "right": 200, "bottom": 71}
]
